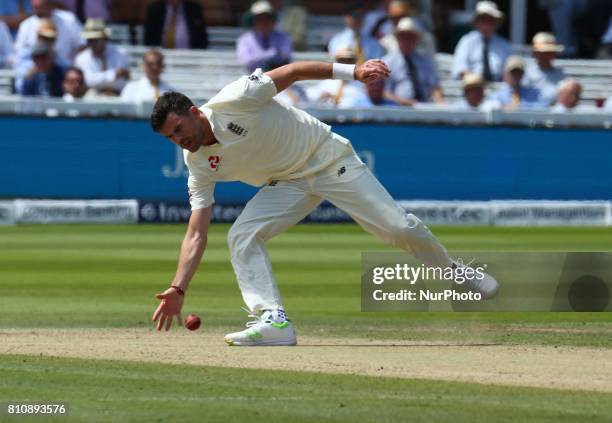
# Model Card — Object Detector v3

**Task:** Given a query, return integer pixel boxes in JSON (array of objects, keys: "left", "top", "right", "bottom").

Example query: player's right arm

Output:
[
  {"left": 266, "top": 60, "right": 391, "bottom": 94},
  {"left": 152, "top": 206, "right": 211, "bottom": 331}
]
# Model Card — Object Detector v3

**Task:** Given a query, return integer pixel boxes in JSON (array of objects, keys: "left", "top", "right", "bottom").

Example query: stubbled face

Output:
[
  {"left": 397, "top": 31, "right": 419, "bottom": 55},
  {"left": 160, "top": 109, "right": 207, "bottom": 153},
  {"left": 474, "top": 15, "right": 498, "bottom": 38},
  {"left": 464, "top": 86, "right": 484, "bottom": 107},
  {"left": 559, "top": 84, "right": 581, "bottom": 109}
]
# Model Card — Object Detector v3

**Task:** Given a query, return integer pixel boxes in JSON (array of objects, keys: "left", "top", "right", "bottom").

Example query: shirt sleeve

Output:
[
  {"left": 451, "top": 35, "right": 470, "bottom": 79},
  {"left": 213, "top": 68, "right": 278, "bottom": 112},
  {"left": 187, "top": 171, "right": 216, "bottom": 210}
]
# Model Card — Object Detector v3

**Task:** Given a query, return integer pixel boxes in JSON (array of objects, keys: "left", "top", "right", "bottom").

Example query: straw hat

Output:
[
  {"left": 532, "top": 32, "right": 564, "bottom": 53},
  {"left": 463, "top": 73, "right": 485, "bottom": 89},
  {"left": 37, "top": 18, "right": 57, "bottom": 39},
  {"left": 81, "top": 19, "right": 111, "bottom": 40}
]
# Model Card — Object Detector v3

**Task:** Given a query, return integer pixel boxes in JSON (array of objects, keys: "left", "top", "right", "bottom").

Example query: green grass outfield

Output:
[{"left": 1, "top": 224, "right": 611, "bottom": 422}]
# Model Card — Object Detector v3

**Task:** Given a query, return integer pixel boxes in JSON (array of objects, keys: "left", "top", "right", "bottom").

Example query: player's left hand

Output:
[
  {"left": 354, "top": 60, "right": 391, "bottom": 84},
  {"left": 152, "top": 287, "right": 184, "bottom": 331}
]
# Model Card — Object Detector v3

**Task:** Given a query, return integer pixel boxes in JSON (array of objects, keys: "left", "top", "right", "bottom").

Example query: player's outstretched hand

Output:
[
  {"left": 354, "top": 60, "right": 391, "bottom": 85},
  {"left": 152, "top": 287, "right": 184, "bottom": 331}
]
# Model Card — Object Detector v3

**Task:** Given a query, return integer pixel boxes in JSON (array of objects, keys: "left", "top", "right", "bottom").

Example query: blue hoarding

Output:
[{"left": 0, "top": 116, "right": 610, "bottom": 202}]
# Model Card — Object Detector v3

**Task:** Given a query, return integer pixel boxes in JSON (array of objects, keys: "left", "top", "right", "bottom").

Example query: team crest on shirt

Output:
[
  {"left": 248, "top": 75, "right": 259, "bottom": 81},
  {"left": 227, "top": 122, "right": 248, "bottom": 137},
  {"left": 208, "top": 155, "right": 222, "bottom": 171}
]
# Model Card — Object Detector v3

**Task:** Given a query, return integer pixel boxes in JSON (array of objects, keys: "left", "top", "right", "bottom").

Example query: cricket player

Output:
[{"left": 151, "top": 59, "right": 499, "bottom": 346}]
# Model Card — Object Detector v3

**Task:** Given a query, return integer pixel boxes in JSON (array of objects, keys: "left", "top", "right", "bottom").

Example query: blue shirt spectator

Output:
[
  {"left": 452, "top": 1, "right": 511, "bottom": 82},
  {"left": 524, "top": 32, "right": 566, "bottom": 105},
  {"left": 237, "top": 1, "right": 292, "bottom": 72},
  {"left": 489, "top": 84, "right": 543, "bottom": 109},
  {"left": 382, "top": 17, "right": 442, "bottom": 106},
  {"left": 488, "top": 56, "right": 547, "bottom": 110},
  {"left": 17, "top": 42, "right": 65, "bottom": 97},
  {"left": 13, "top": 18, "right": 70, "bottom": 93},
  {"left": 328, "top": 2, "right": 384, "bottom": 63},
  {"left": 524, "top": 63, "right": 565, "bottom": 106}
]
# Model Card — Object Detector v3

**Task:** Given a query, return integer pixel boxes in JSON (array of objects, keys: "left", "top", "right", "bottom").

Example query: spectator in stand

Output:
[
  {"left": 74, "top": 19, "right": 129, "bottom": 96},
  {"left": 266, "top": 0, "right": 308, "bottom": 51},
  {"left": 14, "top": 18, "right": 70, "bottom": 92},
  {"left": 0, "top": 0, "right": 32, "bottom": 36},
  {"left": 551, "top": 78, "right": 592, "bottom": 112},
  {"left": 308, "top": 48, "right": 372, "bottom": 108},
  {"left": 379, "top": 1, "right": 412, "bottom": 52},
  {"left": 382, "top": 17, "right": 443, "bottom": 106},
  {"left": 52, "top": 0, "right": 111, "bottom": 24},
  {"left": 144, "top": 0, "right": 208, "bottom": 49},
  {"left": 365, "top": 0, "right": 433, "bottom": 39},
  {"left": 328, "top": 2, "right": 385, "bottom": 63},
  {"left": 525, "top": 32, "right": 566, "bottom": 106},
  {"left": 17, "top": 41, "right": 65, "bottom": 97},
  {"left": 14, "top": 0, "right": 82, "bottom": 66},
  {"left": 0, "top": 20, "right": 14, "bottom": 68},
  {"left": 452, "top": 1, "right": 511, "bottom": 82},
  {"left": 489, "top": 56, "right": 546, "bottom": 110},
  {"left": 453, "top": 72, "right": 498, "bottom": 111},
  {"left": 61, "top": 66, "right": 87, "bottom": 100},
  {"left": 237, "top": 1, "right": 292, "bottom": 73},
  {"left": 378, "top": 0, "right": 436, "bottom": 56},
  {"left": 121, "top": 50, "right": 173, "bottom": 103}
]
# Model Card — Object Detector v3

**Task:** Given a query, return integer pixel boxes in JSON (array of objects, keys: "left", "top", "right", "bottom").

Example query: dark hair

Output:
[
  {"left": 64, "top": 66, "right": 84, "bottom": 79},
  {"left": 150, "top": 91, "right": 194, "bottom": 133}
]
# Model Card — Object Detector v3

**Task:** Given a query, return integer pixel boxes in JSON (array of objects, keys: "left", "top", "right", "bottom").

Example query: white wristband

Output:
[{"left": 332, "top": 63, "right": 356, "bottom": 80}]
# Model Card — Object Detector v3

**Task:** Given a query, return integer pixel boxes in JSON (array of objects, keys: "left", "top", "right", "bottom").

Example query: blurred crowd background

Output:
[{"left": 1, "top": 0, "right": 612, "bottom": 113}]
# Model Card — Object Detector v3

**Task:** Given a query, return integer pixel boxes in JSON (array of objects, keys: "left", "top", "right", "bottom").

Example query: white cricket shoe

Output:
[
  {"left": 452, "top": 258, "right": 500, "bottom": 299},
  {"left": 224, "top": 309, "right": 297, "bottom": 346}
]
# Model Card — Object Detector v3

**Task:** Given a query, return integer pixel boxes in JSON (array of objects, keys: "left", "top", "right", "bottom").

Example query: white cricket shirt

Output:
[{"left": 184, "top": 69, "right": 354, "bottom": 210}]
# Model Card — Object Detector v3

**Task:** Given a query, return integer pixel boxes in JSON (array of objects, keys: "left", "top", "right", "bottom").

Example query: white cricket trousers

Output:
[{"left": 227, "top": 153, "right": 453, "bottom": 312}]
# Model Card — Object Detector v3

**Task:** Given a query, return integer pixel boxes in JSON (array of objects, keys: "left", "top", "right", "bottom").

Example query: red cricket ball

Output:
[{"left": 185, "top": 313, "right": 201, "bottom": 331}]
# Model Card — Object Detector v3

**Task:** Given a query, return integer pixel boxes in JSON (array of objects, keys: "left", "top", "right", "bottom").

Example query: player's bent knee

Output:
[
  {"left": 227, "top": 222, "right": 264, "bottom": 254},
  {"left": 386, "top": 214, "right": 433, "bottom": 247},
  {"left": 227, "top": 223, "right": 248, "bottom": 253}
]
